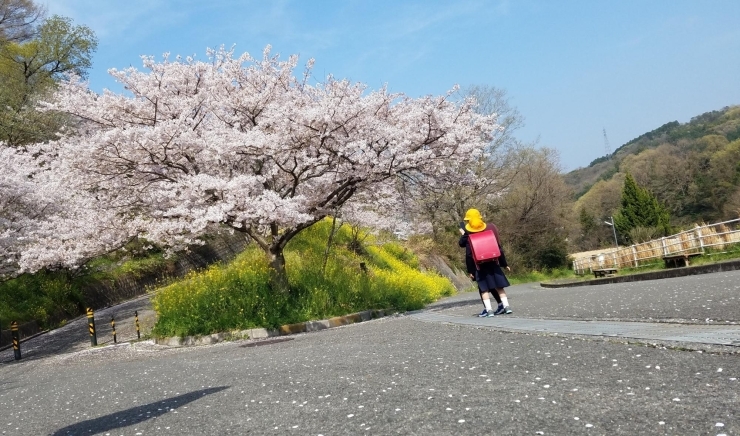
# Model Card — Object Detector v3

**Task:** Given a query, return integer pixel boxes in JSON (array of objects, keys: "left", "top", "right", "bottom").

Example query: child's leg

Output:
[
  {"left": 479, "top": 285, "right": 501, "bottom": 306},
  {"left": 478, "top": 277, "right": 496, "bottom": 314},
  {"left": 480, "top": 290, "right": 493, "bottom": 312},
  {"left": 495, "top": 288, "right": 511, "bottom": 312}
]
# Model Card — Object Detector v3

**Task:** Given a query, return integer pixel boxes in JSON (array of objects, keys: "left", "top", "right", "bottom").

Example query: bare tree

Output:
[
  {"left": 492, "top": 147, "right": 573, "bottom": 269},
  {"left": 409, "top": 85, "right": 526, "bottom": 233},
  {"left": 0, "top": 0, "right": 45, "bottom": 44},
  {"left": 464, "top": 85, "right": 524, "bottom": 153}
]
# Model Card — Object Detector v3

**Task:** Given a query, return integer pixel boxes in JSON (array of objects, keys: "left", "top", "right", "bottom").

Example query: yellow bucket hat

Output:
[
  {"left": 463, "top": 208, "right": 482, "bottom": 222},
  {"left": 465, "top": 217, "right": 486, "bottom": 233}
]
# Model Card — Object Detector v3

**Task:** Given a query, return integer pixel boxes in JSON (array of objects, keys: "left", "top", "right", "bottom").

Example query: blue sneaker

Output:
[
  {"left": 493, "top": 306, "right": 506, "bottom": 315},
  {"left": 477, "top": 309, "right": 490, "bottom": 317}
]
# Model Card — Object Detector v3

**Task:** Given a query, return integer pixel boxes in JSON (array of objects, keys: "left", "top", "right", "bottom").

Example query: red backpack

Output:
[{"left": 468, "top": 230, "right": 501, "bottom": 269}]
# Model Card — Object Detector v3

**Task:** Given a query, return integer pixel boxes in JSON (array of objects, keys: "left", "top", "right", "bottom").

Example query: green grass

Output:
[
  {"left": 691, "top": 245, "right": 740, "bottom": 265},
  {"left": 150, "top": 219, "right": 455, "bottom": 337},
  {"left": 507, "top": 267, "right": 578, "bottom": 285},
  {"left": 84, "top": 253, "right": 169, "bottom": 282},
  {"left": 545, "top": 245, "right": 740, "bottom": 284},
  {"left": 502, "top": 243, "right": 740, "bottom": 286}
]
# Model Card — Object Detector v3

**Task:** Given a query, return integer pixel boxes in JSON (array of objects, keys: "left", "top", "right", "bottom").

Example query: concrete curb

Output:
[
  {"left": 541, "top": 259, "right": 740, "bottom": 288},
  {"left": 153, "top": 309, "right": 391, "bottom": 347}
]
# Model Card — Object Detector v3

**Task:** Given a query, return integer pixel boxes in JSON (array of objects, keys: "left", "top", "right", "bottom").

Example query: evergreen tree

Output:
[
  {"left": 579, "top": 207, "right": 596, "bottom": 234},
  {"left": 613, "top": 173, "right": 671, "bottom": 243}
]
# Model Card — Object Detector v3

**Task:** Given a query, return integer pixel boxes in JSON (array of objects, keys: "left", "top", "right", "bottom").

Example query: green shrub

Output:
[
  {"left": 0, "top": 242, "right": 168, "bottom": 329},
  {"left": 0, "top": 271, "right": 84, "bottom": 329}
]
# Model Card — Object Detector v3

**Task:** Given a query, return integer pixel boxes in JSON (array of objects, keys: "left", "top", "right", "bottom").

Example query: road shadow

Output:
[
  {"left": 51, "top": 386, "right": 228, "bottom": 436},
  {"left": 425, "top": 298, "right": 480, "bottom": 312},
  {"left": 241, "top": 337, "right": 293, "bottom": 348}
]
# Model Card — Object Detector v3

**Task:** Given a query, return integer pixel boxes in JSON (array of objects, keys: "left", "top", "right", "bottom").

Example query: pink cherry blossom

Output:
[{"left": 4, "top": 46, "right": 497, "bottom": 292}]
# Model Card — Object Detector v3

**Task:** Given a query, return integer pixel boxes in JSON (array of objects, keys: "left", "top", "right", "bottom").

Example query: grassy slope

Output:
[{"left": 151, "top": 220, "right": 455, "bottom": 337}]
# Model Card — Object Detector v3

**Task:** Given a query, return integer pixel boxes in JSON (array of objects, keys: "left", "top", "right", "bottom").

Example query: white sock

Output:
[
  {"left": 500, "top": 296, "right": 509, "bottom": 307},
  {"left": 483, "top": 298, "right": 492, "bottom": 311}
]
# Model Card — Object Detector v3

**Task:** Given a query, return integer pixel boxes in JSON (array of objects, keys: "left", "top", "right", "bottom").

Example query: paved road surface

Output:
[
  {"left": 0, "top": 271, "right": 738, "bottom": 435},
  {"left": 0, "top": 295, "right": 156, "bottom": 363}
]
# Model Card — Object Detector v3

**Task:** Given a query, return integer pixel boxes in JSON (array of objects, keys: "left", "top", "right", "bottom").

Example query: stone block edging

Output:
[
  {"left": 541, "top": 259, "right": 740, "bottom": 288},
  {"left": 153, "top": 309, "right": 390, "bottom": 347}
]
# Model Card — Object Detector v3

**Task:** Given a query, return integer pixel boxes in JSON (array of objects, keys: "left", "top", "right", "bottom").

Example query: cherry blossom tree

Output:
[
  {"left": 15, "top": 46, "right": 495, "bottom": 294},
  {"left": 0, "top": 143, "right": 136, "bottom": 277},
  {"left": 0, "top": 145, "right": 40, "bottom": 275}
]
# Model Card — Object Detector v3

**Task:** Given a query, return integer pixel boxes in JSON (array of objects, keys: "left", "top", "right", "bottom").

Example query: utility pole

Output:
[{"left": 604, "top": 216, "right": 618, "bottom": 248}]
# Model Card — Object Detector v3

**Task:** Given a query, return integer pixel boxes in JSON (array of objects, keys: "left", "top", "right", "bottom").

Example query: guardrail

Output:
[{"left": 573, "top": 218, "right": 740, "bottom": 274}]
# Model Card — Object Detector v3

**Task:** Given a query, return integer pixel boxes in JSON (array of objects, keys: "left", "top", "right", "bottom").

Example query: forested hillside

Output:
[{"left": 566, "top": 106, "right": 740, "bottom": 232}]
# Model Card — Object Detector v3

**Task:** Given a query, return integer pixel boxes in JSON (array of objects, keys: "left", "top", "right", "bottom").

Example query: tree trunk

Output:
[
  {"left": 268, "top": 245, "right": 291, "bottom": 295},
  {"left": 322, "top": 214, "right": 338, "bottom": 275}
]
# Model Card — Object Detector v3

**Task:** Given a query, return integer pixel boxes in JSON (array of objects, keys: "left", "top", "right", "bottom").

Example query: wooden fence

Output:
[{"left": 573, "top": 218, "right": 740, "bottom": 274}]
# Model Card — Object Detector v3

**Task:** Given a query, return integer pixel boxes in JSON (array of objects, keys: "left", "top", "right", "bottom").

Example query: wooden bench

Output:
[
  {"left": 593, "top": 268, "right": 618, "bottom": 278},
  {"left": 662, "top": 253, "right": 701, "bottom": 268}
]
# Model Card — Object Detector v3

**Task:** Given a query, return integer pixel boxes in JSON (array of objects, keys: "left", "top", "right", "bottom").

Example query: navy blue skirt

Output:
[{"left": 475, "top": 262, "right": 510, "bottom": 291}]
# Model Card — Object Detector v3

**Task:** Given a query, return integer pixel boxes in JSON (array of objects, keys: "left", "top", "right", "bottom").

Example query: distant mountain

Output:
[{"left": 564, "top": 105, "right": 740, "bottom": 224}]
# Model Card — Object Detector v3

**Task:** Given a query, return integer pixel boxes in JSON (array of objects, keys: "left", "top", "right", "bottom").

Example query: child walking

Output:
[{"left": 458, "top": 208, "right": 512, "bottom": 317}]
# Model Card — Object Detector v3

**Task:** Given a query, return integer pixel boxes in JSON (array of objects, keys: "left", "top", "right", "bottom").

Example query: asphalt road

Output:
[
  {"left": 0, "top": 271, "right": 739, "bottom": 436},
  {"left": 440, "top": 270, "right": 740, "bottom": 324},
  {"left": 0, "top": 295, "right": 156, "bottom": 363}
]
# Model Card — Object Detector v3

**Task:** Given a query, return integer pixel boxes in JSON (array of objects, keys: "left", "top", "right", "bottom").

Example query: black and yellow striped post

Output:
[
  {"left": 11, "top": 321, "right": 21, "bottom": 360},
  {"left": 86, "top": 308, "right": 97, "bottom": 346},
  {"left": 110, "top": 316, "right": 117, "bottom": 344},
  {"left": 134, "top": 311, "right": 140, "bottom": 339}
]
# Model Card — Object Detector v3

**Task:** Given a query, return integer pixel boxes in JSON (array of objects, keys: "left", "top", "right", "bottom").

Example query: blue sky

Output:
[{"left": 46, "top": 0, "right": 740, "bottom": 172}]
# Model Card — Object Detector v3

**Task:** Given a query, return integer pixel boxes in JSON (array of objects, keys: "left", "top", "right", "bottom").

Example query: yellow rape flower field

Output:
[{"left": 151, "top": 220, "right": 455, "bottom": 337}]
